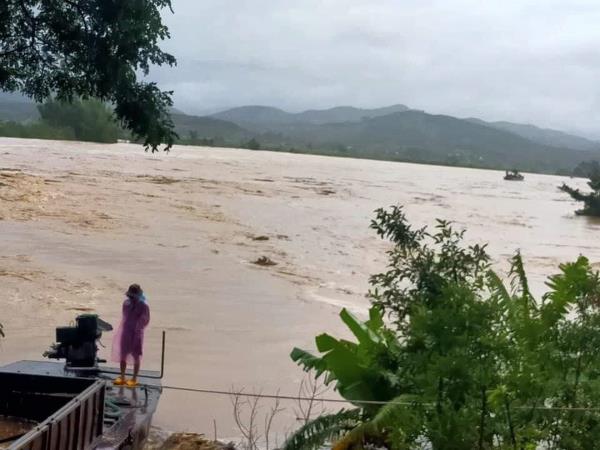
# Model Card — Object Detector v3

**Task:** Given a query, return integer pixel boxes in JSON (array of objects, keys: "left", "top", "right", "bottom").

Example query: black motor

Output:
[{"left": 44, "top": 314, "right": 113, "bottom": 368}]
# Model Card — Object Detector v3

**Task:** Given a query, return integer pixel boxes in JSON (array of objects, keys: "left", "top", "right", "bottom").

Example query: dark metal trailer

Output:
[{"left": 0, "top": 370, "right": 105, "bottom": 449}]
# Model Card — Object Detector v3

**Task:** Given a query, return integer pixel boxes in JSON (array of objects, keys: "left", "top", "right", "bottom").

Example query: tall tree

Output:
[{"left": 0, "top": 0, "right": 176, "bottom": 151}]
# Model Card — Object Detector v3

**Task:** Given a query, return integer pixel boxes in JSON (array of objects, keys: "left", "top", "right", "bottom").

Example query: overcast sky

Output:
[{"left": 152, "top": 0, "right": 600, "bottom": 137}]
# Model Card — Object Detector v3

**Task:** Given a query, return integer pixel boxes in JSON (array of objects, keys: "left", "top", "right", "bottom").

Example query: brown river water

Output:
[{"left": 1, "top": 138, "right": 599, "bottom": 442}]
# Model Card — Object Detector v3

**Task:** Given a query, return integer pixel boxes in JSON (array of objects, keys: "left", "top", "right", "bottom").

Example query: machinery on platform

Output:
[{"left": 44, "top": 314, "right": 113, "bottom": 368}]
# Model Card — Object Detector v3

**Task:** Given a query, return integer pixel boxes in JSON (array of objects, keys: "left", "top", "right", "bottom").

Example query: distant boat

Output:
[{"left": 504, "top": 170, "right": 524, "bottom": 181}]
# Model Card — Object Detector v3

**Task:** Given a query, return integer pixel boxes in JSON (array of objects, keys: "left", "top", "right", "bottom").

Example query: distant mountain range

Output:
[
  {"left": 466, "top": 118, "right": 600, "bottom": 153},
  {"left": 1, "top": 95, "right": 599, "bottom": 174},
  {"left": 205, "top": 105, "right": 600, "bottom": 173},
  {"left": 210, "top": 104, "right": 600, "bottom": 155},
  {"left": 171, "top": 112, "right": 250, "bottom": 142},
  {"left": 212, "top": 104, "right": 411, "bottom": 127}
]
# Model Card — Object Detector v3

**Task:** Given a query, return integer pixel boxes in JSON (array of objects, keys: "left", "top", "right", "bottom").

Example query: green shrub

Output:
[{"left": 287, "top": 206, "right": 600, "bottom": 450}]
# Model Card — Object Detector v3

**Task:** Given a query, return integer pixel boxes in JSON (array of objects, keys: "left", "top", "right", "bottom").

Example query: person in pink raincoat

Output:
[{"left": 112, "top": 284, "right": 150, "bottom": 387}]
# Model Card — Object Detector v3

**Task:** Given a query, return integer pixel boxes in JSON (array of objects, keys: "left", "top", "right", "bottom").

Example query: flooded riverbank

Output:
[{"left": 1, "top": 138, "right": 599, "bottom": 439}]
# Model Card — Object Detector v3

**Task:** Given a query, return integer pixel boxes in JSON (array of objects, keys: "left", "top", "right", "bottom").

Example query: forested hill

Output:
[{"left": 171, "top": 113, "right": 251, "bottom": 142}]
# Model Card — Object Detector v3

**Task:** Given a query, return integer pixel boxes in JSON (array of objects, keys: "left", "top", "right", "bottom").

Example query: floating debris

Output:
[
  {"left": 319, "top": 189, "right": 336, "bottom": 195},
  {"left": 253, "top": 256, "right": 277, "bottom": 267},
  {"left": 136, "top": 175, "right": 180, "bottom": 185},
  {"left": 504, "top": 170, "right": 524, "bottom": 181}
]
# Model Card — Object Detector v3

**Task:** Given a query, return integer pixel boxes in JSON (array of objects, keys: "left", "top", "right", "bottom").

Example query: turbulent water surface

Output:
[{"left": 0, "top": 138, "right": 599, "bottom": 440}]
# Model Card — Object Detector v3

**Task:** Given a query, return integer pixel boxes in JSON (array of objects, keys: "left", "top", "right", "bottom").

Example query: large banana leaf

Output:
[{"left": 291, "top": 307, "right": 401, "bottom": 411}]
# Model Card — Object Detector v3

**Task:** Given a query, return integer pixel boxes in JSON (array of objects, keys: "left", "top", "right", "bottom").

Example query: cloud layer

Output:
[{"left": 153, "top": 0, "right": 600, "bottom": 136}]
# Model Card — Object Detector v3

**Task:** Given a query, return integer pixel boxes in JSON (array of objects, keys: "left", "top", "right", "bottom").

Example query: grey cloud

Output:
[{"left": 152, "top": 0, "right": 600, "bottom": 135}]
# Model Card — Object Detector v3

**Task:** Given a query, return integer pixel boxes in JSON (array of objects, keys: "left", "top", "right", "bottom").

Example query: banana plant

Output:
[
  {"left": 286, "top": 307, "right": 411, "bottom": 450},
  {"left": 290, "top": 307, "right": 403, "bottom": 414}
]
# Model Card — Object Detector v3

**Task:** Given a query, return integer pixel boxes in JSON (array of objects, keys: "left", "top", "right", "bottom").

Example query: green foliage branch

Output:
[{"left": 0, "top": 0, "right": 177, "bottom": 151}]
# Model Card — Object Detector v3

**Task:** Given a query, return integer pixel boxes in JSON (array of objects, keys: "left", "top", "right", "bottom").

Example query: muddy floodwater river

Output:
[{"left": 1, "top": 138, "right": 599, "bottom": 441}]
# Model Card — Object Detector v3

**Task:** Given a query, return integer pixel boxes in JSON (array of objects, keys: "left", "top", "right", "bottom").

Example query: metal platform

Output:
[{"left": 0, "top": 360, "right": 162, "bottom": 384}]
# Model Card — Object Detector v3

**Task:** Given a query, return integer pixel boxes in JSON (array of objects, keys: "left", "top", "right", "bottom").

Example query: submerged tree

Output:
[
  {"left": 560, "top": 165, "right": 600, "bottom": 216},
  {"left": 286, "top": 206, "right": 600, "bottom": 450},
  {"left": 0, "top": 0, "right": 177, "bottom": 151}
]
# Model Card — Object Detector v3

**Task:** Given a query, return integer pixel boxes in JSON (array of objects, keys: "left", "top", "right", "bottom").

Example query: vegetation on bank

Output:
[
  {"left": 173, "top": 134, "right": 592, "bottom": 176},
  {"left": 172, "top": 137, "right": 572, "bottom": 175},
  {"left": 560, "top": 160, "right": 600, "bottom": 216},
  {"left": 286, "top": 206, "right": 600, "bottom": 450},
  {"left": 0, "top": 99, "right": 124, "bottom": 143}
]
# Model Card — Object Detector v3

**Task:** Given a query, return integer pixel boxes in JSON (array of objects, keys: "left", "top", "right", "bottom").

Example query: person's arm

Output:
[{"left": 141, "top": 303, "right": 150, "bottom": 329}]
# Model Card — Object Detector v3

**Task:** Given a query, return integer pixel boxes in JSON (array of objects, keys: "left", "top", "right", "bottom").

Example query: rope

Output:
[
  {"left": 155, "top": 384, "right": 600, "bottom": 412},
  {"left": 159, "top": 385, "right": 397, "bottom": 406}
]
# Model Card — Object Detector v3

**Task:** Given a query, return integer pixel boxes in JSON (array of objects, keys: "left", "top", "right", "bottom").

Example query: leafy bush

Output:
[{"left": 287, "top": 206, "right": 600, "bottom": 450}]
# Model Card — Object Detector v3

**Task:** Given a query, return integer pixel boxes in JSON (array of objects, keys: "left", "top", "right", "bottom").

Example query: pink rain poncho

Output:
[{"left": 111, "top": 297, "right": 150, "bottom": 364}]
